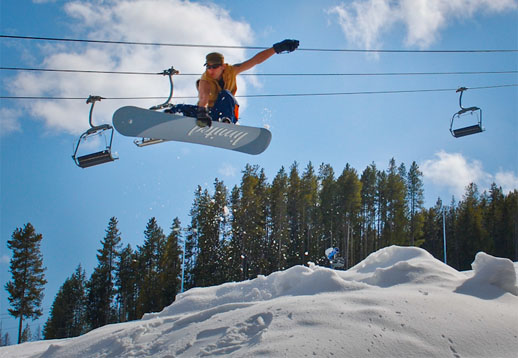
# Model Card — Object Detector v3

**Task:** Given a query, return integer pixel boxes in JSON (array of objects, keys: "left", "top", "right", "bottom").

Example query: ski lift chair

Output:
[
  {"left": 450, "top": 87, "right": 484, "bottom": 138},
  {"left": 72, "top": 96, "right": 118, "bottom": 168}
]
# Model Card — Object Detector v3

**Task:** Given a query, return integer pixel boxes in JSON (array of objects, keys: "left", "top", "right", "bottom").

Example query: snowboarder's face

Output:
[{"left": 206, "top": 63, "right": 224, "bottom": 79}]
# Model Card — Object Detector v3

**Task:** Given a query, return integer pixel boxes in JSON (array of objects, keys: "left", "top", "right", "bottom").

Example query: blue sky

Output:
[{"left": 1, "top": 0, "right": 517, "bottom": 341}]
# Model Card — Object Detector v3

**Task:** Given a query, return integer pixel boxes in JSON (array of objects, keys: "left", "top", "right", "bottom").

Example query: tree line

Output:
[{"left": 4, "top": 159, "right": 517, "bottom": 343}]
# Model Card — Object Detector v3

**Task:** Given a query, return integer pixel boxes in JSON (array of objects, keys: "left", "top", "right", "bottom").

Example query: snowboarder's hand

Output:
[
  {"left": 196, "top": 106, "right": 212, "bottom": 128},
  {"left": 273, "top": 39, "right": 299, "bottom": 54}
]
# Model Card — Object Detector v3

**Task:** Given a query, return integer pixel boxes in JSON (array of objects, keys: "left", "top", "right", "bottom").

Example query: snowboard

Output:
[{"left": 112, "top": 106, "right": 272, "bottom": 155}]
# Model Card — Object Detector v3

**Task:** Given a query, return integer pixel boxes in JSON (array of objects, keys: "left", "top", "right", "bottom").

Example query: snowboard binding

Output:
[
  {"left": 72, "top": 95, "right": 118, "bottom": 168},
  {"left": 450, "top": 87, "right": 484, "bottom": 138}
]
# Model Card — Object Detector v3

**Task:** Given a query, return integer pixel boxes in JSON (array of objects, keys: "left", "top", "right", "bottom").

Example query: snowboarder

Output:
[
  {"left": 196, "top": 39, "right": 299, "bottom": 127},
  {"left": 325, "top": 247, "right": 345, "bottom": 269}
]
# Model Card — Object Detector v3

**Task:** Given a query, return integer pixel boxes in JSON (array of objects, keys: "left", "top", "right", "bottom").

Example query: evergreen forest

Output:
[{"left": 6, "top": 159, "right": 517, "bottom": 342}]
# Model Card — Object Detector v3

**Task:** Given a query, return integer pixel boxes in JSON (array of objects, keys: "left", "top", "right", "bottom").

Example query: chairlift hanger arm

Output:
[
  {"left": 86, "top": 95, "right": 106, "bottom": 128},
  {"left": 149, "top": 66, "right": 180, "bottom": 110}
]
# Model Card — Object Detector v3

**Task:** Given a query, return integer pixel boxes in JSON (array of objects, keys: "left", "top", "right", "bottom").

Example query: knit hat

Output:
[{"left": 204, "top": 52, "right": 224, "bottom": 66}]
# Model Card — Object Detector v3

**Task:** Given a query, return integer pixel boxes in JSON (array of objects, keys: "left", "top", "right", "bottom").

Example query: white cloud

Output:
[
  {"left": 494, "top": 170, "right": 518, "bottom": 194},
  {"left": 218, "top": 163, "right": 238, "bottom": 177},
  {"left": 421, "top": 151, "right": 518, "bottom": 199},
  {"left": 7, "top": 0, "right": 255, "bottom": 135},
  {"left": 0, "top": 108, "right": 22, "bottom": 136},
  {"left": 327, "top": 0, "right": 395, "bottom": 51},
  {"left": 328, "top": 0, "right": 518, "bottom": 49}
]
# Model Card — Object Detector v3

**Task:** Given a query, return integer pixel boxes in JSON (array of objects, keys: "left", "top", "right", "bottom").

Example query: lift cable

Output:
[
  {"left": 2, "top": 34, "right": 517, "bottom": 53},
  {"left": 1, "top": 66, "right": 517, "bottom": 77},
  {"left": 1, "top": 84, "right": 516, "bottom": 101}
]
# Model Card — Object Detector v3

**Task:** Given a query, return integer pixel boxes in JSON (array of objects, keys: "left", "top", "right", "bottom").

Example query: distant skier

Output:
[
  {"left": 326, "top": 247, "right": 339, "bottom": 261},
  {"left": 325, "top": 247, "right": 345, "bottom": 269}
]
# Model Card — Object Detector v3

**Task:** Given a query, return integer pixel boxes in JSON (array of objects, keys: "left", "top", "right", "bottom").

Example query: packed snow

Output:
[{"left": 2, "top": 246, "right": 517, "bottom": 357}]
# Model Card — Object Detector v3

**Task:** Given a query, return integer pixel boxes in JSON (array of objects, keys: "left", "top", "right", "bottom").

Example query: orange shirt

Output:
[{"left": 200, "top": 64, "right": 238, "bottom": 107}]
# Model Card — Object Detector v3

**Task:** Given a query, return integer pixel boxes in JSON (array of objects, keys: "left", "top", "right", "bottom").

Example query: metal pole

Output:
[
  {"left": 442, "top": 205, "right": 447, "bottom": 264},
  {"left": 181, "top": 236, "right": 186, "bottom": 293}
]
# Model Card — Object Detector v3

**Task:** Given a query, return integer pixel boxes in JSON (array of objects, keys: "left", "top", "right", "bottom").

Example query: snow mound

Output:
[
  {"left": 2, "top": 246, "right": 517, "bottom": 358},
  {"left": 456, "top": 251, "right": 518, "bottom": 298},
  {"left": 145, "top": 263, "right": 365, "bottom": 320},
  {"left": 341, "top": 245, "right": 464, "bottom": 287}
]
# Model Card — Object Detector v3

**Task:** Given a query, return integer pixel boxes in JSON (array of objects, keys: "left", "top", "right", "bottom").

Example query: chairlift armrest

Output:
[
  {"left": 85, "top": 123, "right": 113, "bottom": 135},
  {"left": 457, "top": 106, "right": 480, "bottom": 115}
]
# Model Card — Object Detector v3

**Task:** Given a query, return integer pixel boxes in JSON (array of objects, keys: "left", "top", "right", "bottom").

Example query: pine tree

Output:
[
  {"left": 376, "top": 170, "right": 388, "bottom": 247},
  {"left": 43, "top": 265, "right": 87, "bottom": 339},
  {"left": 287, "top": 162, "right": 303, "bottom": 266},
  {"left": 115, "top": 244, "right": 138, "bottom": 322},
  {"left": 184, "top": 186, "right": 203, "bottom": 289},
  {"left": 382, "top": 159, "right": 409, "bottom": 246},
  {"left": 336, "top": 164, "right": 362, "bottom": 267},
  {"left": 446, "top": 197, "right": 460, "bottom": 269},
  {"left": 421, "top": 199, "right": 444, "bottom": 260},
  {"left": 233, "top": 165, "right": 269, "bottom": 279},
  {"left": 269, "top": 167, "right": 289, "bottom": 271},
  {"left": 228, "top": 185, "right": 244, "bottom": 281},
  {"left": 159, "top": 218, "right": 183, "bottom": 307},
  {"left": 5, "top": 223, "right": 47, "bottom": 344},
  {"left": 318, "top": 164, "right": 338, "bottom": 256},
  {"left": 20, "top": 323, "right": 31, "bottom": 343},
  {"left": 407, "top": 161, "right": 425, "bottom": 246},
  {"left": 300, "top": 163, "right": 320, "bottom": 264},
  {"left": 456, "top": 184, "right": 490, "bottom": 270},
  {"left": 86, "top": 217, "right": 121, "bottom": 329},
  {"left": 136, "top": 217, "right": 166, "bottom": 317},
  {"left": 360, "top": 163, "right": 378, "bottom": 255},
  {"left": 502, "top": 190, "right": 518, "bottom": 260},
  {"left": 191, "top": 184, "right": 224, "bottom": 287},
  {"left": 482, "top": 184, "right": 506, "bottom": 258}
]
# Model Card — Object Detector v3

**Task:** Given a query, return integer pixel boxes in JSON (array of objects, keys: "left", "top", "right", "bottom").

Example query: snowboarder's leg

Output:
[
  {"left": 165, "top": 104, "right": 198, "bottom": 117},
  {"left": 210, "top": 90, "right": 239, "bottom": 124}
]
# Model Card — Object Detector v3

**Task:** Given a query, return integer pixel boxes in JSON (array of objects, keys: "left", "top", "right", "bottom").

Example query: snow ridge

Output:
[{"left": 2, "top": 246, "right": 517, "bottom": 358}]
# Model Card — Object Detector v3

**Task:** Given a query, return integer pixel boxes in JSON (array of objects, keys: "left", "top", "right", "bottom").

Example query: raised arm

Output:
[{"left": 233, "top": 39, "right": 299, "bottom": 75}]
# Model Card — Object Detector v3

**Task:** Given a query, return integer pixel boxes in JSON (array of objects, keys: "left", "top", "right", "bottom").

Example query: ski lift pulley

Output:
[
  {"left": 450, "top": 87, "right": 484, "bottom": 138},
  {"left": 72, "top": 95, "right": 118, "bottom": 168}
]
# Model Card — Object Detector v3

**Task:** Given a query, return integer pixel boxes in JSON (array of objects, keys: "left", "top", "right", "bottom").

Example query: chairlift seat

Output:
[
  {"left": 76, "top": 150, "right": 116, "bottom": 168},
  {"left": 450, "top": 106, "right": 483, "bottom": 138},
  {"left": 452, "top": 124, "right": 484, "bottom": 138}
]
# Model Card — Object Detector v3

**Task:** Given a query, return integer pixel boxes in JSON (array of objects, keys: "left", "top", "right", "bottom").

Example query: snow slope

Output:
[{"left": 2, "top": 246, "right": 517, "bottom": 357}]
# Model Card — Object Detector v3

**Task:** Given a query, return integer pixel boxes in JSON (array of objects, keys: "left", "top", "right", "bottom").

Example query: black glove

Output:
[
  {"left": 273, "top": 39, "right": 299, "bottom": 54},
  {"left": 196, "top": 106, "right": 212, "bottom": 128}
]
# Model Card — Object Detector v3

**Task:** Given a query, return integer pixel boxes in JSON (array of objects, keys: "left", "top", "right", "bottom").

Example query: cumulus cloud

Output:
[
  {"left": 421, "top": 151, "right": 518, "bottom": 198},
  {"left": 7, "top": 0, "right": 255, "bottom": 135},
  {"left": 0, "top": 108, "right": 22, "bottom": 136},
  {"left": 494, "top": 171, "right": 518, "bottom": 194},
  {"left": 328, "top": 0, "right": 518, "bottom": 49},
  {"left": 218, "top": 163, "right": 238, "bottom": 177}
]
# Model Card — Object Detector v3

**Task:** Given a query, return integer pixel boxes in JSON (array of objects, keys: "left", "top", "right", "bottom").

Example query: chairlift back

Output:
[
  {"left": 72, "top": 96, "right": 118, "bottom": 168},
  {"left": 450, "top": 87, "right": 484, "bottom": 138}
]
